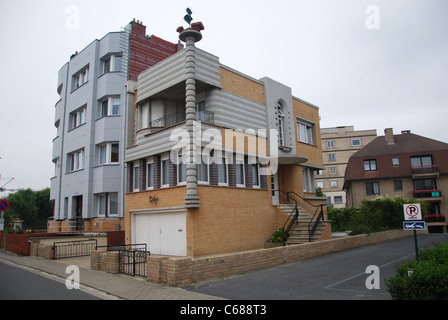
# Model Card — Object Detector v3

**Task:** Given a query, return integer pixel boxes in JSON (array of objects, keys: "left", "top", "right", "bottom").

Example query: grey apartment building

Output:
[{"left": 49, "top": 20, "right": 178, "bottom": 232}]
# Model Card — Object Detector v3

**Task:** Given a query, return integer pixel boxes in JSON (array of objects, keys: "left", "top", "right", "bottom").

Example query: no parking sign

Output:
[{"left": 403, "top": 203, "right": 422, "bottom": 221}]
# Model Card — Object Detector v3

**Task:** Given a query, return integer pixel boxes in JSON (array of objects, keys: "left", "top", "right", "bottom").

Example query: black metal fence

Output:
[
  {"left": 119, "top": 249, "right": 150, "bottom": 277},
  {"left": 53, "top": 239, "right": 98, "bottom": 260}
]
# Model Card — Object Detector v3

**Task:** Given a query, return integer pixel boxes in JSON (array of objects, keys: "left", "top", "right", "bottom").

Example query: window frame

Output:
[
  {"left": 72, "top": 67, "right": 89, "bottom": 91},
  {"left": 98, "top": 96, "right": 120, "bottom": 118},
  {"left": 97, "top": 192, "right": 119, "bottom": 217},
  {"left": 98, "top": 142, "right": 119, "bottom": 165},
  {"left": 297, "top": 120, "right": 314, "bottom": 145},
  {"left": 68, "top": 149, "right": 84, "bottom": 173},
  {"left": 366, "top": 182, "right": 380, "bottom": 195},
  {"left": 364, "top": 159, "right": 377, "bottom": 171},
  {"left": 69, "top": 106, "right": 87, "bottom": 130}
]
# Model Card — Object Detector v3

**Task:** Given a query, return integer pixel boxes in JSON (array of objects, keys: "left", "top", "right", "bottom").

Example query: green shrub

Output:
[
  {"left": 386, "top": 243, "right": 448, "bottom": 300},
  {"left": 328, "top": 197, "right": 427, "bottom": 235},
  {"left": 270, "top": 227, "right": 287, "bottom": 243}
]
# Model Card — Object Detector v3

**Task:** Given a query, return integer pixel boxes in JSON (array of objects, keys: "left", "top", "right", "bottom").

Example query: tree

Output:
[{"left": 4, "top": 188, "right": 53, "bottom": 232}]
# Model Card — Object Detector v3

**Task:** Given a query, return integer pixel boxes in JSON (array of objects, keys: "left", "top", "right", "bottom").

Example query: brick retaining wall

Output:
[
  {"left": 148, "top": 229, "right": 412, "bottom": 286},
  {"left": 91, "top": 250, "right": 119, "bottom": 274}
]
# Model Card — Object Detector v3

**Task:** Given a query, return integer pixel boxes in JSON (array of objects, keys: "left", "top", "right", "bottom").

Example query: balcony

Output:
[
  {"left": 145, "top": 109, "right": 214, "bottom": 134},
  {"left": 413, "top": 189, "right": 442, "bottom": 199},
  {"left": 411, "top": 165, "right": 439, "bottom": 174}
]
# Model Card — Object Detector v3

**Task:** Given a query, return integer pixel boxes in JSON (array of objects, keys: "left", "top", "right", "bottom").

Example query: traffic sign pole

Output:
[
  {"left": 403, "top": 204, "right": 423, "bottom": 263},
  {"left": 413, "top": 230, "right": 420, "bottom": 263}
]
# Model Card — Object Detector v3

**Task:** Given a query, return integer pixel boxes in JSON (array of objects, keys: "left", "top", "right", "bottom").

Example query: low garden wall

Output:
[
  {"left": 148, "top": 229, "right": 412, "bottom": 286},
  {"left": 90, "top": 229, "right": 412, "bottom": 287}
]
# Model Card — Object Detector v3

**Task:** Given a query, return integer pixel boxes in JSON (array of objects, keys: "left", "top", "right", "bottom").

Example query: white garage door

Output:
[{"left": 132, "top": 211, "right": 187, "bottom": 257}]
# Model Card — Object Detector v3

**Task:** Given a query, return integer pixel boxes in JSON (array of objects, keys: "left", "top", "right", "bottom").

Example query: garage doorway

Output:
[{"left": 131, "top": 210, "right": 187, "bottom": 257}]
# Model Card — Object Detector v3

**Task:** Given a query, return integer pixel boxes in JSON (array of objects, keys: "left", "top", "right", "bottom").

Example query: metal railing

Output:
[
  {"left": 285, "top": 191, "right": 326, "bottom": 242},
  {"left": 148, "top": 109, "right": 215, "bottom": 133},
  {"left": 411, "top": 165, "right": 439, "bottom": 174},
  {"left": 414, "top": 189, "right": 442, "bottom": 198},
  {"left": 275, "top": 190, "right": 300, "bottom": 242},
  {"left": 52, "top": 239, "right": 98, "bottom": 260},
  {"left": 119, "top": 249, "right": 150, "bottom": 277}
]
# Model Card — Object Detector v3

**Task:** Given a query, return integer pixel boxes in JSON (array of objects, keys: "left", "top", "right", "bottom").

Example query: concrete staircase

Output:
[{"left": 277, "top": 204, "right": 328, "bottom": 245}]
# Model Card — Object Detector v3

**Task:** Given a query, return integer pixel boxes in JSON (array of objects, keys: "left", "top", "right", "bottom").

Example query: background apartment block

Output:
[
  {"left": 317, "top": 126, "right": 377, "bottom": 208},
  {"left": 49, "top": 20, "right": 178, "bottom": 232},
  {"left": 344, "top": 128, "right": 448, "bottom": 233}
]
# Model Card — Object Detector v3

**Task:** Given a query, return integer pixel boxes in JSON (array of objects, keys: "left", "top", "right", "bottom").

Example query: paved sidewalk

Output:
[{"left": 0, "top": 250, "right": 223, "bottom": 300}]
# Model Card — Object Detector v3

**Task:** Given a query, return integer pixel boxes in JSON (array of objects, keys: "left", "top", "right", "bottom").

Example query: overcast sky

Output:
[{"left": 0, "top": 0, "right": 447, "bottom": 193}]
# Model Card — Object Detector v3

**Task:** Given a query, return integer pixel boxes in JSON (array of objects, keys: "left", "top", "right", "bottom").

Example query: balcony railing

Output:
[
  {"left": 411, "top": 165, "right": 439, "bottom": 174},
  {"left": 413, "top": 189, "right": 442, "bottom": 198},
  {"left": 147, "top": 109, "right": 214, "bottom": 133}
]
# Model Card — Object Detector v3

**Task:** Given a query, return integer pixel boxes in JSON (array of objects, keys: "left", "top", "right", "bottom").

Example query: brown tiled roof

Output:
[{"left": 344, "top": 132, "right": 448, "bottom": 185}]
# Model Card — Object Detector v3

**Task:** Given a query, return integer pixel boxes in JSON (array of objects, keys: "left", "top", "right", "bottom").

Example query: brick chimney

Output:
[
  {"left": 130, "top": 18, "right": 146, "bottom": 36},
  {"left": 384, "top": 128, "right": 394, "bottom": 145}
]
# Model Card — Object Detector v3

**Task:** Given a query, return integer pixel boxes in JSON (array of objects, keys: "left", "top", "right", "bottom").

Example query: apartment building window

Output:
[
  {"left": 316, "top": 181, "right": 324, "bottom": 189},
  {"left": 99, "top": 96, "right": 120, "bottom": 118},
  {"left": 366, "top": 182, "right": 380, "bottom": 195},
  {"left": 277, "top": 104, "right": 285, "bottom": 146},
  {"left": 101, "top": 54, "right": 123, "bottom": 74},
  {"left": 161, "top": 158, "right": 170, "bottom": 187},
  {"left": 297, "top": 120, "right": 314, "bottom": 145},
  {"left": 327, "top": 140, "right": 335, "bottom": 149},
  {"left": 252, "top": 163, "right": 260, "bottom": 188},
  {"left": 178, "top": 154, "right": 187, "bottom": 184},
  {"left": 364, "top": 159, "right": 377, "bottom": 171},
  {"left": 218, "top": 157, "right": 228, "bottom": 185},
  {"left": 133, "top": 165, "right": 140, "bottom": 191},
  {"left": 351, "top": 139, "right": 361, "bottom": 147},
  {"left": 197, "top": 156, "right": 209, "bottom": 183},
  {"left": 392, "top": 158, "right": 400, "bottom": 166},
  {"left": 97, "top": 193, "right": 118, "bottom": 217},
  {"left": 413, "top": 178, "right": 437, "bottom": 191},
  {"left": 411, "top": 155, "right": 433, "bottom": 168},
  {"left": 147, "top": 162, "right": 154, "bottom": 189},
  {"left": 69, "top": 106, "right": 86, "bottom": 130},
  {"left": 334, "top": 196, "right": 343, "bottom": 204},
  {"left": 394, "top": 180, "right": 403, "bottom": 191},
  {"left": 330, "top": 166, "right": 337, "bottom": 175},
  {"left": 235, "top": 157, "right": 245, "bottom": 187},
  {"left": 328, "top": 153, "right": 336, "bottom": 161},
  {"left": 72, "top": 67, "right": 89, "bottom": 90},
  {"left": 68, "top": 149, "right": 84, "bottom": 172},
  {"left": 331, "top": 180, "right": 338, "bottom": 188},
  {"left": 302, "top": 167, "right": 315, "bottom": 193},
  {"left": 98, "top": 143, "right": 119, "bottom": 165}
]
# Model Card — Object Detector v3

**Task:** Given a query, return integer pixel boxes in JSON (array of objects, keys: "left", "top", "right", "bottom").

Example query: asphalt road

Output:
[
  {"left": 185, "top": 233, "right": 448, "bottom": 300},
  {"left": 0, "top": 260, "right": 102, "bottom": 300}
]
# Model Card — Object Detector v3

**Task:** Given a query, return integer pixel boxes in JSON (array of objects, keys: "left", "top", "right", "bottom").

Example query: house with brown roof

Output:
[{"left": 344, "top": 128, "right": 448, "bottom": 233}]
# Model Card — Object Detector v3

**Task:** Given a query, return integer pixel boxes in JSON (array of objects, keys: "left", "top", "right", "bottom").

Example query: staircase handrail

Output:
[
  {"left": 273, "top": 190, "right": 300, "bottom": 243},
  {"left": 286, "top": 191, "right": 326, "bottom": 242}
]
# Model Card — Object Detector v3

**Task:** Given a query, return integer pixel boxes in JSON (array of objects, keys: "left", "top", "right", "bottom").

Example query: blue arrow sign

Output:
[{"left": 403, "top": 221, "right": 426, "bottom": 230}]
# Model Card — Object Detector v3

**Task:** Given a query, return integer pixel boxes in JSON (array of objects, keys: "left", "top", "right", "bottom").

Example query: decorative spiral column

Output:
[{"left": 178, "top": 23, "right": 204, "bottom": 208}]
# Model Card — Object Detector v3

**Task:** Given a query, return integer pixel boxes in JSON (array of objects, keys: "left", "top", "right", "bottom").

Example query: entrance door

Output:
[
  {"left": 73, "top": 196, "right": 83, "bottom": 231},
  {"left": 271, "top": 173, "right": 279, "bottom": 205},
  {"left": 132, "top": 211, "right": 187, "bottom": 257}
]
